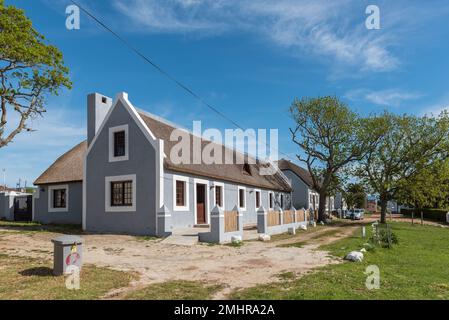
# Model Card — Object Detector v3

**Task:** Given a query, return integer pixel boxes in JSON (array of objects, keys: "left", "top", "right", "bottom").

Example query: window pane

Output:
[
  {"left": 124, "top": 181, "right": 132, "bottom": 205},
  {"left": 53, "top": 189, "right": 66, "bottom": 208},
  {"left": 60, "top": 190, "right": 66, "bottom": 207},
  {"left": 215, "top": 186, "right": 222, "bottom": 207},
  {"left": 256, "top": 191, "right": 260, "bottom": 208},
  {"left": 176, "top": 181, "right": 185, "bottom": 206},
  {"left": 239, "top": 189, "right": 245, "bottom": 208},
  {"left": 114, "top": 131, "right": 126, "bottom": 157},
  {"left": 111, "top": 182, "right": 123, "bottom": 206},
  {"left": 111, "top": 181, "right": 132, "bottom": 207}
]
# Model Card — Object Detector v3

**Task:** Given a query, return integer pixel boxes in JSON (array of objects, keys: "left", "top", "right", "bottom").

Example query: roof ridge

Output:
[{"left": 137, "top": 108, "right": 269, "bottom": 165}]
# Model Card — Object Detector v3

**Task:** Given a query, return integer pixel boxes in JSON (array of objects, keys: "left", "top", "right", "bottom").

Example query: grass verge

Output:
[
  {"left": 0, "top": 220, "right": 82, "bottom": 234},
  {"left": 0, "top": 254, "right": 133, "bottom": 299},
  {"left": 231, "top": 222, "right": 449, "bottom": 299}
]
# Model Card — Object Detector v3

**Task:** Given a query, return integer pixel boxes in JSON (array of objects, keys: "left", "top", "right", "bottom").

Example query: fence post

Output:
[
  {"left": 421, "top": 211, "right": 424, "bottom": 226},
  {"left": 198, "top": 205, "right": 224, "bottom": 243},
  {"left": 212, "top": 205, "right": 225, "bottom": 242},
  {"left": 257, "top": 206, "right": 267, "bottom": 234},
  {"left": 291, "top": 206, "right": 297, "bottom": 224},
  {"left": 411, "top": 210, "right": 414, "bottom": 225},
  {"left": 233, "top": 205, "right": 243, "bottom": 233},
  {"left": 277, "top": 206, "right": 284, "bottom": 225},
  {"left": 157, "top": 205, "right": 172, "bottom": 237}
]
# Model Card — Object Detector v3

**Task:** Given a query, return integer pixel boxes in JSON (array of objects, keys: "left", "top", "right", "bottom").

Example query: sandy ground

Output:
[{"left": 0, "top": 220, "right": 365, "bottom": 299}]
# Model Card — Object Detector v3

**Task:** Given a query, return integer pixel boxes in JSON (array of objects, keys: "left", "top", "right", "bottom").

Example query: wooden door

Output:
[{"left": 196, "top": 184, "right": 206, "bottom": 224}]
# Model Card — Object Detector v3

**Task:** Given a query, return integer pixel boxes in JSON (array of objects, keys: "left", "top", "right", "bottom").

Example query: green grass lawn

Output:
[
  {"left": 124, "top": 280, "right": 223, "bottom": 300},
  {"left": 0, "top": 254, "right": 133, "bottom": 299},
  {"left": 231, "top": 222, "right": 449, "bottom": 300}
]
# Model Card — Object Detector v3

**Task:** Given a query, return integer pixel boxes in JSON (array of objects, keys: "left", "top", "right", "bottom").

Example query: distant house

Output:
[
  {"left": 33, "top": 92, "right": 292, "bottom": 235},
  {"left": 366, "top": 199, "right": 377, "bottom": 212},
  {"left": 387, "top": 200, "right": 399, "bottom": 214},
  {"left": 0, "top": 186, "right": 13, "bottom": 193},
  {"left": 334, "top": 192, "right": 347, "bottom": 211},
  {"left": 277, "top": 159, "right": 334, "bottom": 213},
  {"left": 0, "top": 188, "right": 31, "bottom": 221}
]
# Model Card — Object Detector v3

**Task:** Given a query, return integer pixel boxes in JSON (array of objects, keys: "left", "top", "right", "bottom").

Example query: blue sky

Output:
[{"left": 1, "top": 0, "right": 449, "bottom": 187}]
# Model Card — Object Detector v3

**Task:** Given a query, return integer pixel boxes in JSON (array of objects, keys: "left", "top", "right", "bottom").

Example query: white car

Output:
[{"left": 351, "top": 209, "right": 365, "bottom": 220}]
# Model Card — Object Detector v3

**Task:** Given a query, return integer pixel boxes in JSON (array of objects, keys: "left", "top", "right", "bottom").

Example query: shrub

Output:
[{"left": 370, "top": 223, "right": 398, "bottom": 248}]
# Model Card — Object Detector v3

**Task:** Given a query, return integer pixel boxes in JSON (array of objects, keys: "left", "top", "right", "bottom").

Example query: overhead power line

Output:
[{"left": 70, "top": 0, "right": 296, "bottom": 163}]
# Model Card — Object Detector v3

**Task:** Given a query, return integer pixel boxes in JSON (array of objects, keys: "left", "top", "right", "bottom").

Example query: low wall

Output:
[
  {"left": 257, "top": 207, "right": 308, "bottom": 236},
  {"left": 199, "top": 206, "right": 243, "bottom": 244},
  {"left": 0, "top": 192, "right": 15, "bottom": 220}
]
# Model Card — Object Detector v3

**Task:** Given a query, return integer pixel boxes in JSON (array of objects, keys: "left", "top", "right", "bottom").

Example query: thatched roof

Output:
[
  {"left": 34, "top": 141, "right": 86, "bottom": 185},
  {"left": 34, "top": 112, "right": 291, "bottom": 192},
  {"left": 139, "top": 113, "right": 291, "bottom": 191},
  {"left": 277, "top": 159, "right": 315, "bottom": 188}
]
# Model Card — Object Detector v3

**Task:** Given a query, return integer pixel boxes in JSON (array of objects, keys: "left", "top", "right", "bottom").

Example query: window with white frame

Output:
[
  {"left": 213, "top": 182, "right": 225, "bottom": 208},
  {"left": 105, "top": 175, "right": 136, "bottom": 212},
  {"left": 109, "top": 124, "right": 129, "bottom": 162},
  {"left": 48, "top": 184, "right": 69, "bottom": 212},
  {"left": 254, "top": 189, "right": 261, "bottom": 209},
  {"left": 269, "top": 192, "right": 274, "bottom": 209},
  {"left": 111, "top": 181, "right": 133, "bottom": 206},
  {"left": 238, "top": 186, "right": 246, "bottom": 210},
  {"left": 173, "top": 175, "right": 189, "bottom": 211}
]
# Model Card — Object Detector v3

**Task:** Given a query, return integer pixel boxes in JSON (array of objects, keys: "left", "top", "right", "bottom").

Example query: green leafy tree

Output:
[
  {"left": 344, "top": 183, "right": 367, "bottom": 209},
  {"left": 289, "top": 96, "right": 382, "bottom": 222},
  {"left": 357, "top": 112, "right": 449, "bottom": 223},
  {"left": 0, "top": 0, "right": 71, "bottom": 147},
  {"left": 396, "top": 159, "right": 449, "bottom": 209}
]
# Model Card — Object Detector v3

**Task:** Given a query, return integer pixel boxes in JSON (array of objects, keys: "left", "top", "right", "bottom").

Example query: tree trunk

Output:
[
  {"left": 379, "top": 194, "right": 388, "bottom": 224},
  {"left": 318, "top": 191, "right": 327, "bottom": 222}
]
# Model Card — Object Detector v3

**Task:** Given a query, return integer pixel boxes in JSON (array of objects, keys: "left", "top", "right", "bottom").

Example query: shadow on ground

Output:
[{"left": 19, "top": 267, "right": 54, "bottom": 277}]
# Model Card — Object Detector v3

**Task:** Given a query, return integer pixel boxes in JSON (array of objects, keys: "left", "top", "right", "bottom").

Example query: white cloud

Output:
[
  {"left": 111, "top": 0, "right": 411, "bottom": 73},
  {"left": 345, "top": 89, "right": 423, "bottom": 107}
]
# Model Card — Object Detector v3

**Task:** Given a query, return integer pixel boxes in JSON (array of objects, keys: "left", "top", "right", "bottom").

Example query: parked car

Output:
[{"left": 351, "top": 209, "right": 365, "bottom": 220}]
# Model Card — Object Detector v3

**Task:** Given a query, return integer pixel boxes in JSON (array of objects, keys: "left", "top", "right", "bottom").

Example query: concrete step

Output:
[{"left": 160, "top": 227, "right": 204, "bottom": 246}]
